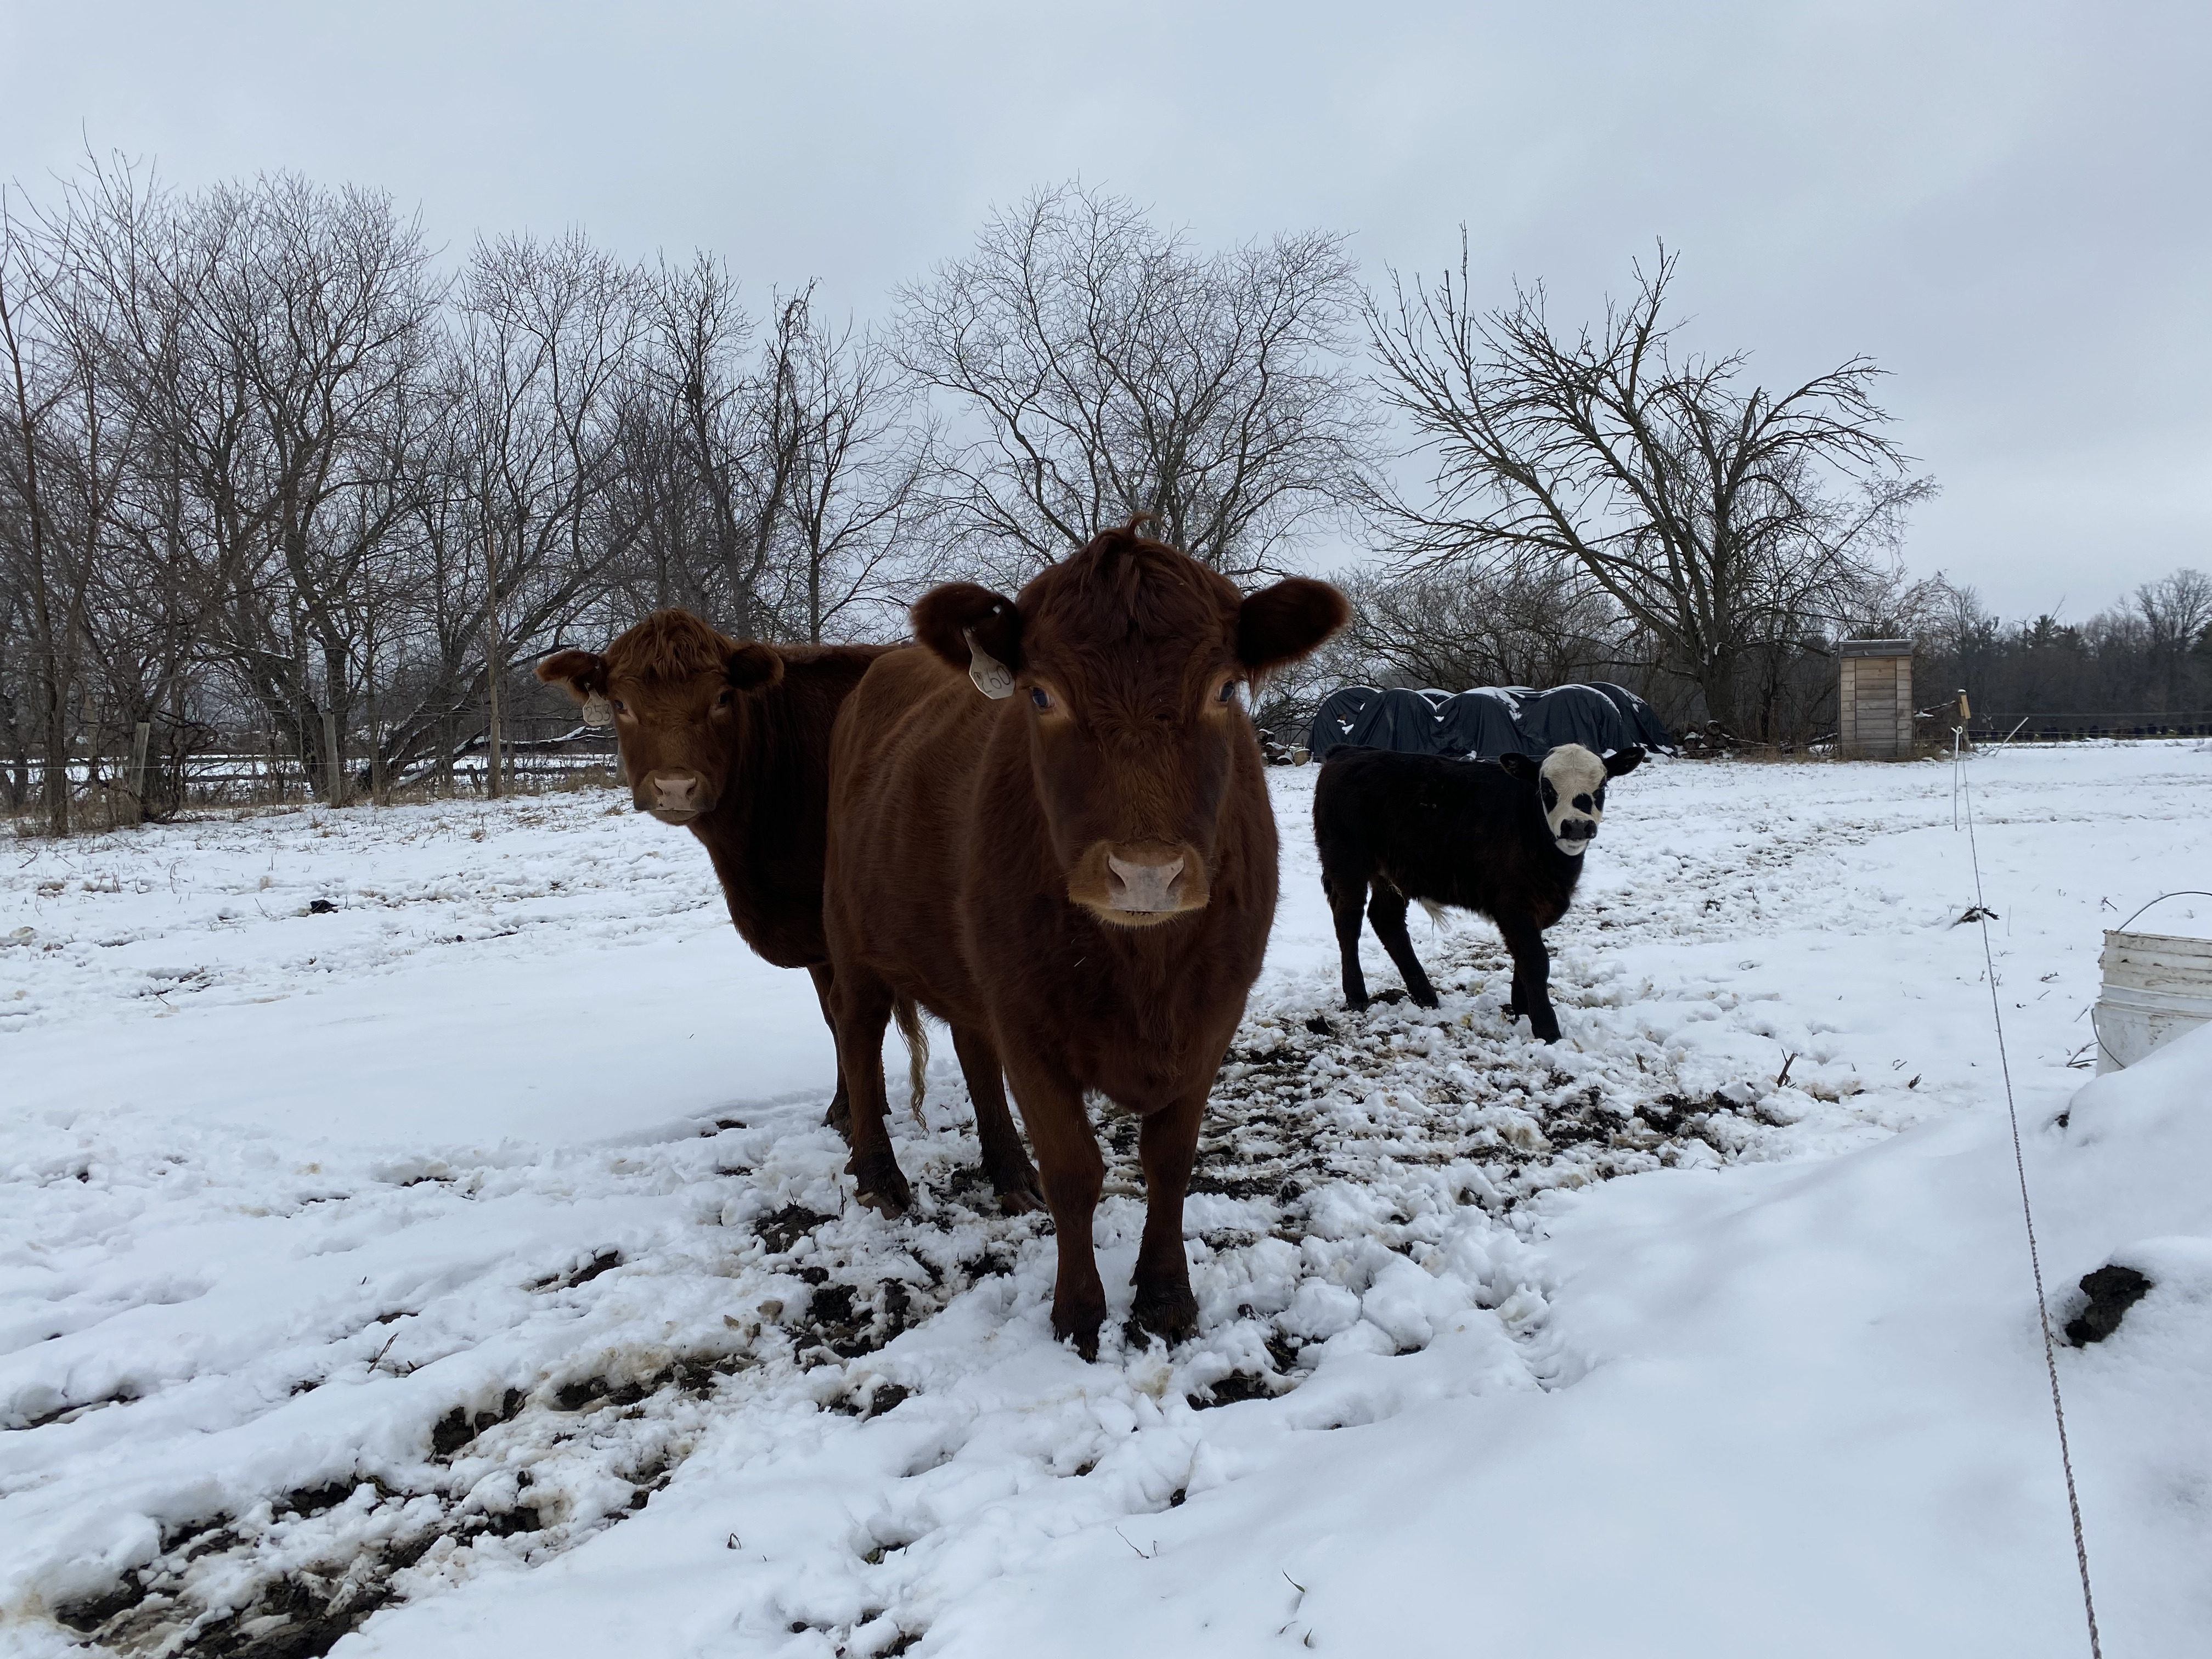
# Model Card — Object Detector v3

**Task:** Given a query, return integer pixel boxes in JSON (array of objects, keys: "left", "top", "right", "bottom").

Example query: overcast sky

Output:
[{"left": 3, "top": 0, "right": 2205, "bottom": 618}]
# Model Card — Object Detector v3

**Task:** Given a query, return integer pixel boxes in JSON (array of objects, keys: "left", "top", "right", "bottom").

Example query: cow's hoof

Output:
[
  {"left": 1410, "top": 985, "right": 1441, "bottom": 1010},
  {"left": 854, "top": 1184, "right": 909, "bottom": 1220},
  {"left": 823, "top": 1101, "right": 854, "bottom": 1142},
  {"left": 849, "top": 1156, "right": 913, "bottom": 1218},
  {"left": 1127, "top": 1285, "right": 1199, "bottom": 1345},
  {"left": 1342, "top": 995, "right": 1368, "bottom": 1014},
  {"left": 1054, "top": 1317, "right": 1103, "bottom": 1362},
  {"left": 995, "top": 1173, "right": 1047, "bottom": 1216}
]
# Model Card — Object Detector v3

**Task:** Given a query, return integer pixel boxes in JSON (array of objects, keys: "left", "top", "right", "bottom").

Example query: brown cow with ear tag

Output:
[
  {"left": 537, "top": 610, "right": 1043, "bottom": 1214},
  {"left": 821, "top": 524, "right": 1348, "bottom": 1357}
]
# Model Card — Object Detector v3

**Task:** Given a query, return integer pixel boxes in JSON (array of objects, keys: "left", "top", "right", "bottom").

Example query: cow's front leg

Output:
[
  {"left": 1127, "top": 1090, "right": 1205, "bottom": 1345},
  {"left": 1501, "top": 919, "right": 1559, "bottom": 1043},
  {"left": 1002, "top": 1053, "right": 1106, "bottom": 1358}
]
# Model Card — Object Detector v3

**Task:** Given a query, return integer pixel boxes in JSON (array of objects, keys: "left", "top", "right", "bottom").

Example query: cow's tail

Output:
[
  {"left": 893, "top": 996, "right": 930, "bottom": 1129},
  {"left": 1418, "top": 898, "right": 1449, "bottom": 928}
]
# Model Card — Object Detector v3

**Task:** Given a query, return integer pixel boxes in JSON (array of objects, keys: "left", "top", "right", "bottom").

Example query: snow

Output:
[{"left": 2, "top": 742, "right": 2207, "bottom": 1657}]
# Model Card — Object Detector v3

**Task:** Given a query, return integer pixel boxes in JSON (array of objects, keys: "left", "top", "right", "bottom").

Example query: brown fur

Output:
[
  {"left": 821, "top": 528, "right": 1347, "bottom": 1356},
  {"left": 537, "top": 611, "right": 1041, "bottom": 1208}
]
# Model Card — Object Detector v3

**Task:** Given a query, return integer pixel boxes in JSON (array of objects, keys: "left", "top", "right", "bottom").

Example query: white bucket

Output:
[{"left": 2094, "top": 929, "right": 2212, "bottom": 1073}]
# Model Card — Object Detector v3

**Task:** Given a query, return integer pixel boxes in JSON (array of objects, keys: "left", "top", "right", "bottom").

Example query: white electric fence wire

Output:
[{"left": 1960, "top": 765, "right": 2102, "bottom": 1659}]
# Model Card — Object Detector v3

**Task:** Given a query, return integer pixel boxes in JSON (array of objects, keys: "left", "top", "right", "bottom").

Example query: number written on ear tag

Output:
[
  {"left": 963, "top": 629, "right": 1015, "bottom": 699},
  {"left": 581, "top": 693, "right": 615, "bottom": 727}
]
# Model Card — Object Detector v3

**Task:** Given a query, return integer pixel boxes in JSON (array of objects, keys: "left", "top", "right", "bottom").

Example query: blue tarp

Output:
[{"left": 1308, "top": 681, "right": 1674, "bottom": 761}]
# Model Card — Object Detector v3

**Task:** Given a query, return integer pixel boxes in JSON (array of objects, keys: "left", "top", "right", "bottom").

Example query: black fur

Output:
[{"left": 1312, "top": 744, "right": 1641, "bottom": 1042}]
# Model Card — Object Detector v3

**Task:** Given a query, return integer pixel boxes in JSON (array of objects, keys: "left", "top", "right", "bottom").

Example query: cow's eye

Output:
[
  {"left": 715, "top": 688, "right": 733, "bottom": 709},
  {"left": 1216, "top": 678, "right": 1238, "bottom": 704},
  {"left": 1030, "top": 686, "right": 1052, "bottom": 712},
  {"left": 611, "top": 698, "right": 627, "bottom": 714}
]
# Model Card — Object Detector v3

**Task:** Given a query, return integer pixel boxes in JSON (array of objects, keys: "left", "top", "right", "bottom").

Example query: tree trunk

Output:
[
  {"left": 323, "top": 709, "right": 345, "bottom": 808},
  {"left": 41, "top": 695, "right": 69, "bottom": 838},
  {"left": 365, "top": 637, "right": 385, "bottom": 805},
  {"left": 484, "top": 539, "right": 504, "bottom": 799},
  {"left": 1699, "top": 655, "right": 1741, "bottom": 736}
]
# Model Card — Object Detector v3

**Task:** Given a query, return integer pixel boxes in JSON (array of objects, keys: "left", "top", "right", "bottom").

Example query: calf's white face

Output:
[
  {"left": 1538, "top": 744, "right": 1611, "bottom": 854},
  {"left": 1497, "top": 743, "right": 1644, "bottom": 854}
]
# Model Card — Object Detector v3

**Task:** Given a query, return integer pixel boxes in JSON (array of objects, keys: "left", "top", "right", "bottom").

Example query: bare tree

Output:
[
  {"left": 46, "top": 167, "right": 447, "bottom": 801},
  {"left": 614, "top": 257, "right": 820, "bottom": 638},
  {"left": 0, "top": 188, "right": 151, "bottom": 832},
  {"left": 0, "top": 196, "right": 81, "bottom": 832},
  {"left": 771, "top": 303, "right": 932, "bottom": 642},
  {"left": 449, "top": 231, "right": 642, "bottom": 794},
  {"left": 895, "top": 182, "right": 1374, "bottom": 581},
  {"left": 1365, "top": 240, "right": 1934, "bottom": 736},
  {"left": 2136, "top": 568, "right": 2212, "bottom": 712},
  {"left": 1343, "top": 565, "right": 1630, "bottom": 694}
]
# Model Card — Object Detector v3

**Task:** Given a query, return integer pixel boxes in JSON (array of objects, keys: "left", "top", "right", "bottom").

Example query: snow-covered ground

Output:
[{"left": 2, "top": 743, "right": 2207, "bottom": 1658}]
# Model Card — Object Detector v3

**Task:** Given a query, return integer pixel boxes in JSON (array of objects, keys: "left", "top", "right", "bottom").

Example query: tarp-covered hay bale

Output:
[{"left": 1308, "top": 682, "right": 1673, "bottom": 762}]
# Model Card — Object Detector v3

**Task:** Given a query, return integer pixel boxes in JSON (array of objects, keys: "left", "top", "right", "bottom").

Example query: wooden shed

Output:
[{"left": 1838, "top": 639, "right": 1914, "bottom": 759}]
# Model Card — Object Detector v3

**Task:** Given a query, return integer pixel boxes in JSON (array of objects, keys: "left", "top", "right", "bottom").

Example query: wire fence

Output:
[
  {"left": 4, "top": 718, "right": 620, "bottom": 832},
  {"left": 1963, "top": 710, "right": 2212, "bottom": 744}
]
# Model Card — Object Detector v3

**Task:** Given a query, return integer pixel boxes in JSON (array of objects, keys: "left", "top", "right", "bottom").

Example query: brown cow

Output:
[
  {"left": 537, "top": 609, "right": 1043, "bottom": 1213},
  {"left": 821, "top": 527, "right": 1347, "bottom": 1356}
]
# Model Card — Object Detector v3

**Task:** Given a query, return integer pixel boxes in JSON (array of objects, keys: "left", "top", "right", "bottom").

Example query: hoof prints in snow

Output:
[
  {"left": 49, "top": 1366, "right": 731, "bottom": 1656},
  {"left": 6, "top": 868, "right": 1920, "bottom": 1654},
  {"left": 7, "top": 1128, "right": 1045, "bottom": 1657}
]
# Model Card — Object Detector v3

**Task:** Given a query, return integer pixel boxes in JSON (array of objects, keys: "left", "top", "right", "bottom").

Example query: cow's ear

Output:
[
  {"left": 913, "top": 583, "right": 1023, "bottom": 697},
  {"left": 536, "top": 649, "right": 607, "bottom": 701},
  {"left": 726, "top": 642, "right": 785, "bottom": 693},
  {"left": 1497, "top": 752, "right": 1542, "bottom": 782},
  {"left": 1604, "top": 745, "right": 1646, "bottom": 778},
  {"left": 1238, "top": 578, "right": 1350, "bottom": 672}
]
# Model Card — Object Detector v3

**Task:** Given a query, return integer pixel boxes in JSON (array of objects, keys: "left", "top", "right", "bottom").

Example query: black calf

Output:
[{"left": 1312, "top": 743, "right": 1644, "bottom": 1042}]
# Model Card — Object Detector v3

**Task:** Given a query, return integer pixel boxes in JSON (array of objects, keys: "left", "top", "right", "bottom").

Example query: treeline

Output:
[
  {"left": 0, "top": 162, "right": 943, "bottom": 831},
  {"left": 1, "top": 164, "right": 2193, "bottom": 834},
  {"left": 1263, "top": 564, "right": 2212, "bottom": 749},
  {"left": 1917, "top": 572, "right": 2212, "bottom": 721}
]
